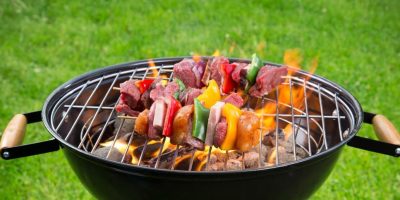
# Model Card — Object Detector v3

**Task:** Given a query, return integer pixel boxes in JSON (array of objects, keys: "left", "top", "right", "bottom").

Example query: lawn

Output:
[{"left": 0, "top": 0, "right": 399, "bottom": 199}]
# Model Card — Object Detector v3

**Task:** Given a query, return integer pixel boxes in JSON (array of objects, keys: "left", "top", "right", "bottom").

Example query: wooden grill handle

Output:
[
  {"left": 0, "top": 114, "right": 27, "bottom": 150},
  {"left": 372, "top": 114, "right": 400, "bottom": 145}
]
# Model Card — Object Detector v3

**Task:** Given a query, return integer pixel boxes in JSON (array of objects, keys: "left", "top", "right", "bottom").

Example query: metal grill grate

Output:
[{"left": 50, "top": 61, "right": 353, "bottom": 172}]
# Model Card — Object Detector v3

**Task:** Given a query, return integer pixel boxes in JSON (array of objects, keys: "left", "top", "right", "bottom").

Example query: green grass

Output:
[{"left": 0, "top": 0, "right": 399, "bottom": 199}]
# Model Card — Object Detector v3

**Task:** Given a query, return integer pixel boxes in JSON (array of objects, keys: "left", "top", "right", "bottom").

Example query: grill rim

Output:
[{"left": 41, "top": 56, "right": 364, "bottom": 174}]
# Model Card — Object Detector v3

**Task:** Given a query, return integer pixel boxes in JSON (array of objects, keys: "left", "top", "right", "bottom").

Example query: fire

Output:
[
  {"left": 173, "top": 146, "right": 225, "bottom": 171},
  {"left": 150, "top": 137, "right": 174, "bottom": 157},
  {"left": 100, "top": 139, "right": 138, "bottom": 164},
  {"left": 284, "top": 49, "right": 301, "bottom": 76},
  {"left": 256, "top": 49, "right": 318, "bottom": 135},
  {"left": 192, "top": 53, "right": 201, "bottom": 63},
  {"left": 147, "top": 59, "right": 168, "bottom": 85},
  {"left": 99, "top": 137, "right": 176, "bottom": 165},
  {"left": 147, "top": 59, "right": 158, "bottom": 77}
]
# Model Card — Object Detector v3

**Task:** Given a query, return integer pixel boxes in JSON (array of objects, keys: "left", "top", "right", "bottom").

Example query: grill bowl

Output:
[{"left": 39, "top": 57, "right": 363, "bottom": 199}]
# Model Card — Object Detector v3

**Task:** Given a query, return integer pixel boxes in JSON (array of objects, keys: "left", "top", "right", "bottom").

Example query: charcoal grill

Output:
[{"left": 1, "top": 57, "right": 399, "bottom": 200}]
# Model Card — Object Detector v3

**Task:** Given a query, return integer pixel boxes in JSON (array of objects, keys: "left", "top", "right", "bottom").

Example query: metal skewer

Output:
[
  {"left": 205, "top": 146, "right": 213, "bottom": 171},
  {"left": 188, "top": 149, "right": 196, "bottom": 171},
  {"left": 170, "top": 144, "right": 180, "bottom": 170},
  {"left": 154, "top": 137, "right": 167, "bottom": 168},
  {"left": 224, "top": 150, "right": 229, "bottom": 170},
  {"left": 117, "top": 116, "right": 137, "bottom": 120},
  {"left": 242, "top": 152, "right": 245, "bottom": 170},
  {"left": 137, "top": 138, "right": 148, "bottom": 166}
]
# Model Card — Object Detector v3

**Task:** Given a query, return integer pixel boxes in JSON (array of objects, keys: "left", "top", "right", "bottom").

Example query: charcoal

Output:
[
  {"left": 113, "top": 115, "right": 134, "bottom": 135},
  {"left": 148, "top": 147, "right": 193, "bottom": 169},
  {"left": 262, "top": 128, "right": 285, "bottom": 147},
  {"left": 93, "top": 146, "right": 132, "bottom": 163},
  {"left": 243, "top": 151, "right": 259, "bottom": 169},
  {"left": 226, "top": 159, "right": 242, "bottom": 171}
]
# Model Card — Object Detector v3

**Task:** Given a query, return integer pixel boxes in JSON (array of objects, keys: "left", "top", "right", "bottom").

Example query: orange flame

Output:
[
  {"left": 100, "top": 139, "right": 138, "bottom": 164},
  {"left": 284, "top": 49, "right": 302, "bottom": 76},
  {"left": 256, "top": 49, "right": 318, "bottom": 135},
  {"left": 147, "top": 59, "right": 159, "bottom": 78},
  {"left": 192, "top": 53, "right": 201, "bottom": 63},
  {"left": 147, "top": 59, "right": 168, "bottom": 85}
]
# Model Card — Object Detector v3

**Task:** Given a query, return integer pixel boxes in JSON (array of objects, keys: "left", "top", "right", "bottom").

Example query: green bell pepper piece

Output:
[
  {"left": 173, "top": 78, "right": 186, "bottom": 99},
  {"left": 192, "top": 98, "right": 210, "bottom": 141},
  {"left": 245, "top": 54, "right": 263, "bottom": 91}
]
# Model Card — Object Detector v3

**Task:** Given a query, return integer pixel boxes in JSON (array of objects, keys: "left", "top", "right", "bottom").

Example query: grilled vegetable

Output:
[
  {"left": 163, "top": 96, "right": 182, "bottom": 137},
  {"left": 173, "top": 78, "right": 186, "bottom": 99},
  {"left": 135, "top": 79, "right": 155, "bottom": 94},
  {"left": 245, "top": 54, "right": 263, "bottom": 91},
  {"left": 205, "top": 102, "right": 225, "bottom": 146},
  {"left": 153, "top": 99, "right": 166, "bottom": 130},
  {"left": 236, "top": 111, "right": 260, "bottom": 151},
  {"left": 196, "top": 79, "right": 221, "bottom": 109},
  {"left": 192, "top": 98, "right": 210, "bottom": 141},
  {"left": 220, "top": 63, "right": 237, "bottom": 94},
  {"left": 220, "top": 103, "right": 242, "bottom": 150}
]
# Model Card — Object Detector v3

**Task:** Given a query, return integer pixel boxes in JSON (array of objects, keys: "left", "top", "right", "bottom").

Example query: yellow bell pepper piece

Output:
[
  {"left": 220, "top": 103, "right": 242, "bottom": 150},
  {"left": 197, "top": 80, "right": 221, "bottom": 109}
]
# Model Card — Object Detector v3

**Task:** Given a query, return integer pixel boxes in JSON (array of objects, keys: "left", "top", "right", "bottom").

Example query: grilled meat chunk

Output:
[
  {"left": 231, "top": 62, "right": 248, "bottom": 85},
  {"left": 171, "top": 105, "right": 204, "bottom": 150},
  {"left": 171, "top": 105, "right": 194, "bottom": 145},
  {"left": 119, "top": 80, "right": 141, "bottom": 108},
  {"left": 150, "top": 82, "right": 165, "bottom": 101},
  {"left": 141, "top": 78, "right": 161, "bottom": 109},
  {"left": 201, "top": 59, "right": 212, "bottom": 85},
  {"left": 213, "top": 117, "right": 227, "bottom": 147},
  {"left": 164, "top": 81, "right": 180, "bottom": 97},
  {"left": 202, "top": 56, "right": 229, "bottom": 85},
  {"left": 249, "top": 65, "right": 288, "bottom": 97},
  {"left": 179, "top": 88, "right": 202, "bottom": 106},
  {"left": 173, "top": 59, "right": 198, "bottom": 88},
  {"left": 192, "top": 60, "right": 206, "bottom": 88},
  {"left": 236, "top": 111, "right": 260, "bottom": 152},
  {"left": 222, "top": 93, "right": 244, "bottom": 108},
  {"left": 116, "top": 80, "right": 141, "bottom": 116}
]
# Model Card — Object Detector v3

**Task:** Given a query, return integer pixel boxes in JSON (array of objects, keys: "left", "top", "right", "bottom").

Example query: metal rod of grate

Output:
[{"left": 55, "top": 64, "right": 347, "bottom": 171}]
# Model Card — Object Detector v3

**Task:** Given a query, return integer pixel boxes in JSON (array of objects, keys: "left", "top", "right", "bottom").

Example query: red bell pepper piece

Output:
[
  {"left": 220, "top": 63, "right": 237, "bottom": 94},
  {"left": 135, "top": 79, "right": 154, "bottom": 94},
  {"left": 163, "top": 96, "right": 182, "bottom": 137}
]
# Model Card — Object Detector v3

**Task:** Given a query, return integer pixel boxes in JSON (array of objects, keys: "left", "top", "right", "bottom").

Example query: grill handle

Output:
[
  {"left": 348, "top": 112, "right": 400, "bottom": 157},
  {"left": 372, "top": 115, "right": 400, "bottom": 145},
  {"left": 0, "top": 114, "right": 27, "bottom": 150},
  {"left": 0, "top": 111, "right": 60, "bottom": 160}
]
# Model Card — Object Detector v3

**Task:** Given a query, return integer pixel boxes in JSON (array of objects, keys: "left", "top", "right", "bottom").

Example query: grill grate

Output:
[{"left": 51, "top": 61, "right": 352, "bottom": 172}]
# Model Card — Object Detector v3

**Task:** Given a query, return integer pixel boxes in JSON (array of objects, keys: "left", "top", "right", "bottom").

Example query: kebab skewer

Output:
[
  {"left": 115, "top": 53, "right": 288, "bottom": 117},
  {"left": 115, "top": 53, "right": 288, "bottom": 169}
]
